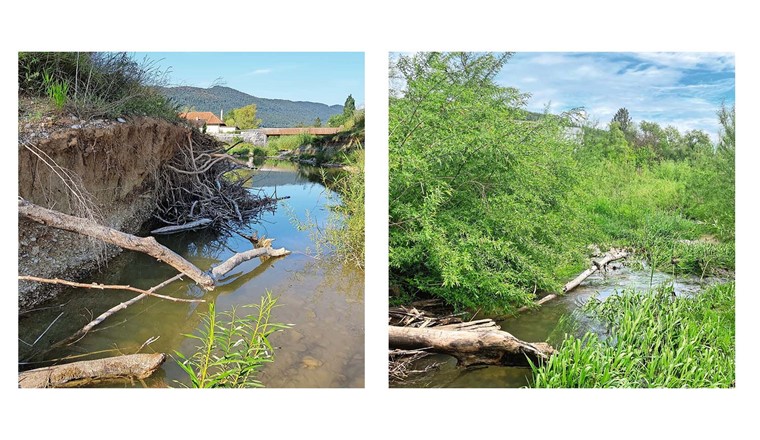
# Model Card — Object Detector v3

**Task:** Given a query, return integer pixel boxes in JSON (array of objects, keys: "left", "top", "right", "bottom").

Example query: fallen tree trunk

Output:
[
  {"left": 563, "top": 248, "right": 628, "bottom": 292},
  {"left": 19, "top": 199, "right": 291, "bottom": 348},
  {"left": 19, "top": 198, "right": 291, "bottom": 290},
  {"left": 19, "top": 198, "right": 215, "bottom": 289},
  {"left": 18, "top": 353, "right": 166, "bottom": 388},
  {"left": 515, "top": 248, "right": 629, "bottom": 314},
  {"left": 388, "top": 325, "right": 554, "bottom": 368}
]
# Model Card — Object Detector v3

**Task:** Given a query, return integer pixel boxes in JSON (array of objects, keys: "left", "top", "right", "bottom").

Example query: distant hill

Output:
[{"left": 158, "top": 85, "right": 343, "bottom": 128}]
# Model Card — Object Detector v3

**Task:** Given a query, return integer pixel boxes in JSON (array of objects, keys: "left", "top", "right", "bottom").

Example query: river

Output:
[
  {"left": 392, "top": 266, "right": 719, "bottom": 388},
  {"left": 18, "top": 161, "right": 364, "bottom": 388}
]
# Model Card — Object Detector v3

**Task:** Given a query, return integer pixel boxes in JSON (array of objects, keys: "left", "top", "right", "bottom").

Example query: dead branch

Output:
[
  {"left": 53, "top": 274, "right": 186, "bottom": 348},
  {"left": 18, "top": 275, "right": 204, "bottom": 303},
  {"left": 18, "top": 353, "right": 166, "bottom": 388},
  {"left": 211, "top": 247, "right": 291, "bottom": 279},
  {"left": 150, "top": 218, "right": 213, "bottom": 235}
]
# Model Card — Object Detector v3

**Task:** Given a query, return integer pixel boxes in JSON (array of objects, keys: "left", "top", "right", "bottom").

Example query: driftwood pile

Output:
[
  {"left": 388, "top": 298, "right": 554, "bottom": 380},
  {"left": 153, "top": 132, "right": 279, "bottom": 232}
]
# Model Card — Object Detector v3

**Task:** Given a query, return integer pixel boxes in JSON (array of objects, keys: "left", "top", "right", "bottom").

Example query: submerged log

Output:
[
  {"left": 388, "top": 325, "right": 554, "bottom": 368},
  {"left": 18, "top": 353, "right": 166, "bottom": 388}
]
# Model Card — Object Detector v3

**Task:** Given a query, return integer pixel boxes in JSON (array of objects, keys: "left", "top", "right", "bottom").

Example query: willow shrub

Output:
[
  {"left": 174, "top": 292, "right": 289, "bottom": 388},
  {"left": 531, "top": 282, "right": 735, "bottom": 388},
  {"left": 389, "top": 53, "right": 588, "bottom": 312}
]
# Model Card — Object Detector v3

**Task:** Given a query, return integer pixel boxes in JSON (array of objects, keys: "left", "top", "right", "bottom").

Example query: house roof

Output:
[{"left": 180, "top": 111, "right": 225, "bottom": 125}]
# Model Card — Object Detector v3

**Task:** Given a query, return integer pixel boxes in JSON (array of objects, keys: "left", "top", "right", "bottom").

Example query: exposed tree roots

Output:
[{"left": 154, "top": 131, "right": 279, "bottom": 231}]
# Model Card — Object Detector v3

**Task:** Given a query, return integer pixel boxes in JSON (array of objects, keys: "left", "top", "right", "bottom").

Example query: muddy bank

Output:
[{"left": 18, "top": 117, "right": 193, "bottom": 311}]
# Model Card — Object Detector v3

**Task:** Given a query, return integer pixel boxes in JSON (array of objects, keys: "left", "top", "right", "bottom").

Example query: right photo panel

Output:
[{"left": 388, "top": 52, "right": 735, "bottom": 388}]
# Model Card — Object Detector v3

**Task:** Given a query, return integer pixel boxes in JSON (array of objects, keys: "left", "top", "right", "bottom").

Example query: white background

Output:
[{"left": 1, "top": 1, "right": 757, "bottom": 438}]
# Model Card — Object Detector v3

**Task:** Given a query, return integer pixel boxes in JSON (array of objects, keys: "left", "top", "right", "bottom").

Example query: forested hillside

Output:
[{"left": 158, "top": 85, "right": 343, "bottom": 127}]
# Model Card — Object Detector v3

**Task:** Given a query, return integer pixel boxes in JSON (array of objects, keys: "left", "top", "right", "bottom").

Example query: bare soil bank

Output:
[{"left": 18, "top": 116, "right": 192, "bottom": 311}]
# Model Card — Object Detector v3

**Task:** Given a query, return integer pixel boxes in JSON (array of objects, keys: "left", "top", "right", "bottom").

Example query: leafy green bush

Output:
[
  {"left": 531, "top": 282, "right": 735, "bottom": 388},
  {"left": 389, "top": 52, "right": 587, "bottom": 312},
  {"left": 268, "top": 133, "right": 317, "bottom": 151}
]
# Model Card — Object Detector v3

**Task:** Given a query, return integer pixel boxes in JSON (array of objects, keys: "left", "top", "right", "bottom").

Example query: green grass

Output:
[
  {"left": 174, "top": 292, "right": 290, "bottom": 388},
  {"left": 267, "top": 133, "right": 317, "bottom": 151},
  {"left": 530, "top": 282, "right": 735, "bottom": 388},
  {"left": 19, "top": 52, "right": 179, "bottom": 120}
]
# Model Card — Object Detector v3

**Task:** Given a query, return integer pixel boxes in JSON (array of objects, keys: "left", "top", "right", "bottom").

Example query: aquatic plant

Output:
[
  {"left": 174, "top": 292, "right": 290, "bottom": 388},
  {"left": 530, "top": 282, "right": 735, "bottom": 388}
]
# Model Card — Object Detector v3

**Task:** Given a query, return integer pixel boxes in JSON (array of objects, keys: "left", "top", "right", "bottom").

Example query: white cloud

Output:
[
  {"left": 498, "top": 52, "right": 734, "bottom": 139},
  {"left": 633, "top": 52, "right": 735, "bottom": 71},
  {"left": 249, "top": 68, "right": 272, "bottom": 75}
]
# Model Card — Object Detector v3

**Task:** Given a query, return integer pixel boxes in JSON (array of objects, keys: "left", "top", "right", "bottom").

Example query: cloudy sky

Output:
[{"left": 499, "top": 52, "right": 735, "bottom": 139}]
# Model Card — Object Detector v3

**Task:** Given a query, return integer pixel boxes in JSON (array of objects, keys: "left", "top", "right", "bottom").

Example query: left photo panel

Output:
[{"left": 18, "top": 52, "right": 365, "bottom": 388}]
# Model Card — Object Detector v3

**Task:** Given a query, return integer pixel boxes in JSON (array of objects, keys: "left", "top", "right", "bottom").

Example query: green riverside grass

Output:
[
  {"left": 530, "top": 282, "right": 735, "bottom": 388},
  {"left": 174, "top": 292, "right": 290, "bottom": 388}
]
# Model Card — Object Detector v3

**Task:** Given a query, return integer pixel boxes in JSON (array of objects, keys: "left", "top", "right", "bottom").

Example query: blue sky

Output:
[
  {"left": 132, "top": 52, "right": 364, "bottom": 106},
  {"left": 499, "top": 52, "right": 735, "bottom": 139}
]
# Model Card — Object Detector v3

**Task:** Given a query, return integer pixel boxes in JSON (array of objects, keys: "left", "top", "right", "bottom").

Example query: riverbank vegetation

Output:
[
  {"left": 18, "top": 52, "right": 178, "bottom": 120},
  {"left": 531, "top": 282, "right": 735, "bottom": 388},
  {"left": 389, "top": 52, "right": 735, "bottom": 314}
]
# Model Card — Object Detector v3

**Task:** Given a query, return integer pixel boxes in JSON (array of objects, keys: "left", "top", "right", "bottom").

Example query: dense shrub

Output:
[{"left": 389, "top": 53, "right": 588, "bottom": 312}]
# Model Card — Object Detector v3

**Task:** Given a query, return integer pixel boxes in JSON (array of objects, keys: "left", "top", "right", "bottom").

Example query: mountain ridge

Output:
[{"left": 158, "top": 85, "right": 343, "bottom": 128}]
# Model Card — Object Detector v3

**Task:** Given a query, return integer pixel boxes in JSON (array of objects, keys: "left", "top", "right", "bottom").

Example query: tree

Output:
[
  {"left": 389, "top": 52, "right": 583, "bottom": 312},
  {"left": 717, "top": 103, "right": 735, "bottom": 152},
  {"left": 313, "top": 117, "right": 322, "bottom": 127},
  {"left": 343, "top": 94, "right": 356, "bottom": 119},
  {"left": 224, "top": 104, "right": 261, "bottom": 130},
  {"left": 327, "top": 113, "right": 346, "bottom": 127},
  {"left": 611, "top": 108, "right": 632, "bottom": 133}
]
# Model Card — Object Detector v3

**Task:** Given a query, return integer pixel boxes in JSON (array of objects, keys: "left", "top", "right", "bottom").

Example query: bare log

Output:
[
  {"left": 18, "top": 353, "right": 166, "bottom": 388},
  {"left": 18, "top": 275, "right": 203, "bottom": 303},
  {"left": 562, "top": 248, "right": 628, "bottom": 292},
  {"left": 150, "top": 218, "right": 213, "bottom": 235},
  {"left": 18, "top": 198, "right": 215, "bottom": 289},
  {"left": 388, "top": 325, "right": 554, "bottom": 368}
]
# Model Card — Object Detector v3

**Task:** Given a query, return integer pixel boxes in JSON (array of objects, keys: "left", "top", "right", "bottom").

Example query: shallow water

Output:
[
  {"left": 18, "top": 161, "right": 364, "bottom": 388},
  {"left": 394, "top": 266, "right": 717, "bottom": 388}
]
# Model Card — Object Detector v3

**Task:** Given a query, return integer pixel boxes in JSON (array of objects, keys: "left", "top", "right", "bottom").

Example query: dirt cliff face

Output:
[{"left": 18, "top": 117, "right": 192, "bottom": 311}]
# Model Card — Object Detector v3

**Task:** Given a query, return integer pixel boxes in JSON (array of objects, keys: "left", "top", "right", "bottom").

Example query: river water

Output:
[
  {"left": 18, "top": 161, "right": 364, "bottom": 388},
  {"left": 393, "top": 266, "right": 718, "bottom": 388}
]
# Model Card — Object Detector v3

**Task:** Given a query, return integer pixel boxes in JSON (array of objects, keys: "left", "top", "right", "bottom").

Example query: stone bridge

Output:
[{"left": 210, "top": 127, "right": 341, "bottom": 146}]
